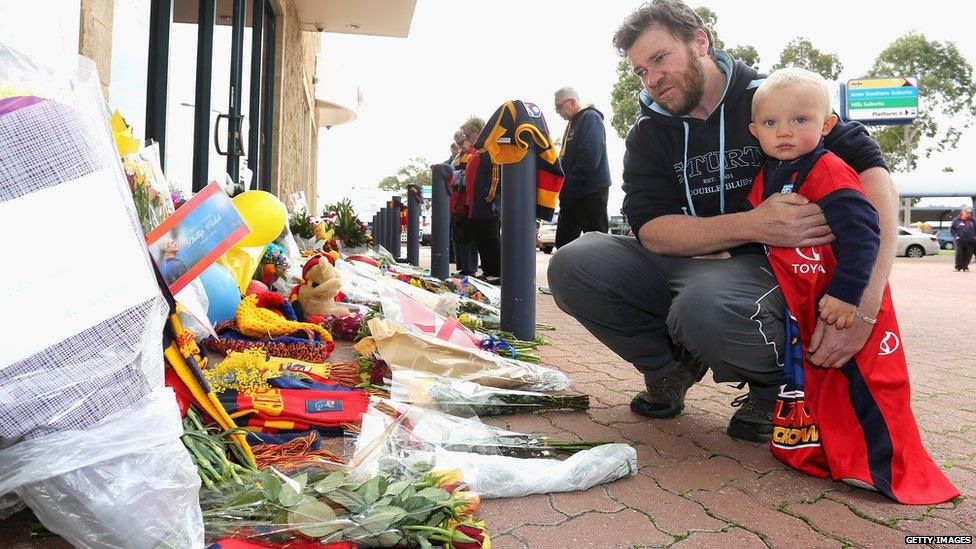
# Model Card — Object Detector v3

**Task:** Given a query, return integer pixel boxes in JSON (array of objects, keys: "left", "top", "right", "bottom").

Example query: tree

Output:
[
  {"left": 693, "top": 7, "right": 724, "bottom": 51},
  {"left": 863, "top": 32, "right": 975, "bottom": 172},
  {"left": 377, "top": 157, "right": 432, "bottom": 192},
  {"left": 772, "top": 37, "right": 843, "bottom": 80},
  {"left": 727, "top": 45, "right": 760, "bottom": 70},
  {"left": 609, "top": 58, "right": 643, "bottom": 139}
]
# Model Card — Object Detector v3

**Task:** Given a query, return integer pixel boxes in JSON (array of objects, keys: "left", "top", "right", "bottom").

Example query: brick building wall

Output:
[
  {"left": 78, "top": 0, "right": 114, "bottom": 99},
  {"left": 268, "top": 0, "right": 320, "bottom": 213}
]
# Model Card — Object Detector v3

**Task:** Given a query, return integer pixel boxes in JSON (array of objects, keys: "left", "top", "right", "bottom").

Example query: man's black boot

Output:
[
  {"left": 630, "top": 353, "right": 708, "bottom": 419},
  {"left": 726, "top": 384, "right": 777, "bottom": 442}
]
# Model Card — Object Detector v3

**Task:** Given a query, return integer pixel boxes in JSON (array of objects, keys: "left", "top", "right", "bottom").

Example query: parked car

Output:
[
  {"left": 936, "top": 229, "right": 954, "bottom": 250},
  {"left": 896, "top": 226, "right": 940, "bottom": 258},
  {"left": 537, "top": 214, "right": 557, "bottom": 254},
  {"left": 609, "top": 215, "right": 632, "bottom": 236}
]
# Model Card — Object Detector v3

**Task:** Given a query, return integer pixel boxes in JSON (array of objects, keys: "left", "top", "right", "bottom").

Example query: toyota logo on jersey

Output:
[
  {"left": 879, "top": 331, "right": 900, "bottom": 356},
  {"left": 795, "top": 247, "right": 822, "bottom": 262}
]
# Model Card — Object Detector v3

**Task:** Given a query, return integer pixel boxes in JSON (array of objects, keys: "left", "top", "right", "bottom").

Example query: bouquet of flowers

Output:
[
  {"left": 289, "top": 210, "right": 318, "bottom": 240},
  {"left": 356, "top": 400, "right": 637, "bottom": 499},
  {"left": 257, "top": 242, "right": 290, "bottom": 286},
  {"left": 199, "top": 461, "right": 488, "bottom": 547},
  {"left": 120, "top": 142, "right": 174, "bottom": 234},
  {"left": 390, "top": 370, "right": 588, "bottom": 417},
  {"left": 323, "top": 198, "right": 371, "bottom": 250}
]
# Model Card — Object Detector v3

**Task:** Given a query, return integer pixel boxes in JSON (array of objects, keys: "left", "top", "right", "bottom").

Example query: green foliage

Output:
[
  {"left": 864, "top": 32, "right": 975, "bottom": 171},
  {"left": 378, "top": 157, "right": 432, "bottom": 192},
  {"left": 727, "top": 45, "right": 760, "bottom": 70},
  {"left": 693, "top": 7, "right": 723, "bottom": 50},
  {"left": 772, "top": 37, "right": 843, "bottom": 79},
  {"left": 610, "top": 58, "right": 643, "bottom": 139}
]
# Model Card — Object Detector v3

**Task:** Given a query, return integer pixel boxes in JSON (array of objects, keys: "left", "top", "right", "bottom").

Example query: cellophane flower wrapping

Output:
[
  {"left": 353, "top": 399, "right": 637, "bottom": 500},
  {"left": 390, "top": 370, "right": 589, "bottom": 417},
  {"left": 368, "top": 318, "right": 570, "bottom": 391},
  {"left": 0, "top": 44, "right": 201, "bottom": 547}
]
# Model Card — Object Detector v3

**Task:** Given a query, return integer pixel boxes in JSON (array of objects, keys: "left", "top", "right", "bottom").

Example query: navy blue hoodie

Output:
[
  {"left": 559, "top": 105, "right": 612, "bottom": 200},
  {"left": 621, "top": 51, "right": 887, "bottom": 241}
]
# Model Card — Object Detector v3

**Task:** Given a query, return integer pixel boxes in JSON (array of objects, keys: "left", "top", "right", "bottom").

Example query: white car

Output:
[
  {"left": 537, "top": 214, "right": 558, "bottom": 254},
  {"left": 896, "top": 226, "right": 940, "bottom": 258}
]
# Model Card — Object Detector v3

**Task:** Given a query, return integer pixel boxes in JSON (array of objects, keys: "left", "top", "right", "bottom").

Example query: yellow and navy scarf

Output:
[{"left": 475, "top": 100, "right": 564, "bottom": 221}]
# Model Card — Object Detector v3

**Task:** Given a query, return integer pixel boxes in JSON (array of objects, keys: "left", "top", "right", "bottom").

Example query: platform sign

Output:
[{"left": 845, "top": 77, "right": 918, "bottom": 124}]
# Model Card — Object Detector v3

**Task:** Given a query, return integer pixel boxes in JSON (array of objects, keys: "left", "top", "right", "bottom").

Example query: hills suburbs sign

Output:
[{"left": 845, "top": 77, "right": 918, "bottom": 124}]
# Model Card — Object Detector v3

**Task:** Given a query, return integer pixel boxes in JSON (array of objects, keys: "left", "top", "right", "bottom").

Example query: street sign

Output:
[{"left": 845, "top": 77, "right": 918, "bottom": 124}]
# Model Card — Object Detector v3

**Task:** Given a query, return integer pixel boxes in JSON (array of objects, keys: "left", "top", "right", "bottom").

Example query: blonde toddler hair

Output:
[{"left": 752, "top": 67, "right": 832, "bottom": 119}]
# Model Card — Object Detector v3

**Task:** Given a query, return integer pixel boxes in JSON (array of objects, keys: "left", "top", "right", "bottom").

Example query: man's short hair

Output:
[
  {"left": 554, "top": 87, "right": 578, "bottom": 101},
  {"left": 752, "top": 67, "right": 832, "bottom": 119},
  {"left": 612, "top": 0, "right": 714, "bottom": 57}
]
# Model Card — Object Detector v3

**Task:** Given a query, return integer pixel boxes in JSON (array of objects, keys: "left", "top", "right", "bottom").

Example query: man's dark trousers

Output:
[
  {"left": 956, "top": 242, "right": 976, "bottom": 270},
  {"left": 547, "top": 232, "right": 785, "bottom": 387},
  {"left": 555, "top": 188, "right": 610, "bottom": 249}
]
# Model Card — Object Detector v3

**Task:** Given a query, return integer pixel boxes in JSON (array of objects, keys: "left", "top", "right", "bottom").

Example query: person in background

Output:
[
  {"left": 462, "top": 116, "right": 502, "bottom": 284},
  {"left": 950, "top": 206, "right": 975, "bottom": 271},
  {"left": 553, "top": 87, "right": 612, "bottom": 249},
  {"left": 451, "top": 129, "right": 478, "bottom": 276}
]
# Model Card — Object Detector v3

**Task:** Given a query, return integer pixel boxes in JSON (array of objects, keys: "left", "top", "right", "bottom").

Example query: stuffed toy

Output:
[{"left": 292, "top": 255, "right": 349, "bottom": 318}]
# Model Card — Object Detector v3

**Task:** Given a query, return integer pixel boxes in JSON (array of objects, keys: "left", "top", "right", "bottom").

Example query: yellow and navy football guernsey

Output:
[{"left": 474, "top": 100, "right": 564, "bottom": 221}]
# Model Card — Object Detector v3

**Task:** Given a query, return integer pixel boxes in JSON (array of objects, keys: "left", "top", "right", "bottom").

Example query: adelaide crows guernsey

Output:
[{"left": 747, "top": 151, "right": 958, "bottom": 504}]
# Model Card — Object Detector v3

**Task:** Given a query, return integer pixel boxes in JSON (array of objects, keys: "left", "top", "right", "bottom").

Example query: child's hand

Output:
[{"left": 818, "top": 294, "right": 856, "bottom": 330}]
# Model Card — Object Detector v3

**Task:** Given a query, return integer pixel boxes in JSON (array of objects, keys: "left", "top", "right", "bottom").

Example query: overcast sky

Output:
[{"left": 317, "top": 0, "right": 976, "bottom": 215}]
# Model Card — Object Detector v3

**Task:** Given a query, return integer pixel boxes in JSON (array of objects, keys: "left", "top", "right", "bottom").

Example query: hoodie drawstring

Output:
[
  {"left": 719, "top": 104, "right": 726, "bottom": 215},
  {"left": 681, "top": 121, "right": 695, "bottom": 216},
  {"left": 682, "top": 104, "right": 727, "bottom": 217}
]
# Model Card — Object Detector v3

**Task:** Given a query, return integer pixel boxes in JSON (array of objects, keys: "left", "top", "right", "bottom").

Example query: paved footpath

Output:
[{"left": 480, "top": 252, "right": 975, "bottom": 549}]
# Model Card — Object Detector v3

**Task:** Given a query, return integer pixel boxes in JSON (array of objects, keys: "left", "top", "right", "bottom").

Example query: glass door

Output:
[{"left": 147, "top": 0, "right": 276, "bottom": 196}]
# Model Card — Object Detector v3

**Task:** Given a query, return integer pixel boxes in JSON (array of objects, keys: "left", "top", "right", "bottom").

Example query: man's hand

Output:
[
  {"left": 750, "top": 193, "right": 834, "bottom": 248},
  {"left": 807, "top": 316, "right": 874, "bottom": 368}
]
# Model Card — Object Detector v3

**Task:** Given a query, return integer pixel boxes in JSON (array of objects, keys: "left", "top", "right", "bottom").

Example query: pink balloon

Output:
[{"left": 246, "top": 280, "right": 269, "bottom": 295}]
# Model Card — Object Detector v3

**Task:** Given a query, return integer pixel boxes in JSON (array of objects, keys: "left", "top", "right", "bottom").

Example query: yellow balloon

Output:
[
  {"left": 219, "top": 245, "right": 265, "bottom": 294},
  {"left": 232, "top": 190, "right": 286, "bottom": 247}
]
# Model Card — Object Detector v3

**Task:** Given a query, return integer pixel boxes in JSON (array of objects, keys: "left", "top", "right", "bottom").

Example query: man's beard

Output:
[{"left": 653, "top": 47, "right": 706, "bottom": 116}]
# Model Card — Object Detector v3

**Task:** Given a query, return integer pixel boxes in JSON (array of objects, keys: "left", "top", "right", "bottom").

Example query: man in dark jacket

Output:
[
  {"left": 553, "top": 87, "right": 613, "bottom": 248},
  {"left": 950, "top": 206, "right": 975, "bottom": 271},
  {"left": 547, "top": 0, "right": 898, "bottom": 442}
]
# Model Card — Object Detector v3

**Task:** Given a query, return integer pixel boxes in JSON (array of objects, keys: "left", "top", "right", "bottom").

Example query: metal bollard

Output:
[
  {"left": 377, "top": 208, "right": 387, "bottom": 252},
  {"left": 406, "top": 185, "right": 421, "bottom": 266},
  {"left": 391, "top": 196, "right": 403, "bottom": 261},
  {"left": 500, "top": 154, "right": 537, "bottom": 341},
  {"left": 371, "top": 213, "right": 379, "bottom": 250},
  {"left": 430, "top": 164, "right": 451, "bottom": 279},
  {"left": 385, "top": 201, "right": 398, "bottom": 261}
]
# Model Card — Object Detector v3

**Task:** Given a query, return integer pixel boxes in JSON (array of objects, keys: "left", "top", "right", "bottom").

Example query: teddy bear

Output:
[{"left": 292, "top": 255, "right": 349, "bottom": 318}]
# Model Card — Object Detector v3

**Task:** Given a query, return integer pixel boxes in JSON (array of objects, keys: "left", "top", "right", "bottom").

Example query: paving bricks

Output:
[
  {"left": 787, "top": 497, "right": 909, "bottom": 547},
  {"left": 480, "top": 494, "right": 566, "bottom": 535},
  {"left": 512, "top": 508, "right": 672, "bottom": 548},
  {"left": 690, "top": 487, "right": 839, "bottom": 547},
  {"left": 606, "top": 473, "right": 727, "bottom": 534},
  {"left": 670, "top": 527, "right": 768, "bottom": 548}
]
